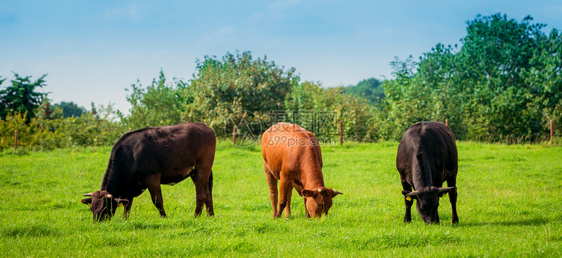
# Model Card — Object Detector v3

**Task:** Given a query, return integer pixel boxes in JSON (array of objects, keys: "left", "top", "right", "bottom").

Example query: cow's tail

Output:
[{"left": 208, "top": 170, "right": 213, "bottom": 193}]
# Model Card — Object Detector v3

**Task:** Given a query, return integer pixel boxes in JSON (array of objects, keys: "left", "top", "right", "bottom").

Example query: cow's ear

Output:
[
  {"left": 81, "top": 198, "right": 92, "bottom": 206},
  {"left": 438, "top": 187, "right": 455, "bottom": 198},
  {"left": 402, "top": 190, "right": 418, "bottom": 200},
  {"left": 302, "top": 189, "right": 317, "bottom": 197},
  {"left": 331, "top": 190, "right": 343, "bottom": 198},
  {"left": 115, "top": 198, "right": 129, "bottom": 207}
]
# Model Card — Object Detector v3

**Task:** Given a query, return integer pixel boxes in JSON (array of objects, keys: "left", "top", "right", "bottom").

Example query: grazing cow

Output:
[
  {"left": 81, "top": 122, "right": 216, "bottom": 222},
  {"left": 396, "top": 121, "right": 459, "bottom": 224},
  {"left": 261, "top": 122, "right": 342, "bottom": 218}
]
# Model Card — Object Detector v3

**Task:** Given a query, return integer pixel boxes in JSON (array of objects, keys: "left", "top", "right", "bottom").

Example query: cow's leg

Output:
[
  {"left": 147, "top": 175, "right": 166, "bottom": 218},
  {"left": 285, "top": 185, "right": 292, "bottom": 218},
  {"left": 264, "top": 166, "right": 278, "bottom": 217},
  {"left": 204, "top": 170, "right": 214, "bottom": 216},
  {"left": 303, "top": 198, "right": 311, "bottom": 218},
  {"left": 276, "top": 178, "right": 291, "bottom": 218},
  {"left": 123, "top": 198, "right": 133, "bottom": 219},
  {"left": 191, "top": 178, "right": 206, "bottom": 217},
  {"left": 192, "top": 165, "right": 213, "bottom": 217},
  {"left": 294, "top": 184, "right": 309, "bottom": 218},
  {"left": 402, "top": 180, "right": 413, "bottom": 223},
  {"left": 447, "top": 178, "right": 459, "bottom": 224}
]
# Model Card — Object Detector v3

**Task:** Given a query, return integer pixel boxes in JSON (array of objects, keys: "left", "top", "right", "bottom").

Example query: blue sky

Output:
[{"left": 1, "top": 0, "right": 561, "bottom": 114}]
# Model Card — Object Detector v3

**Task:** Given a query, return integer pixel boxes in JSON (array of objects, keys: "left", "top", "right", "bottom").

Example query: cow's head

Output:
[
  {"left": 402, "top": 186, "right": 455, "bottom": 224},
  {"left": 81, "top": 190, "right": 128, "bottom": 222},
  {"left": 302, "top": 187, "right": 343, "bottom": 218}
]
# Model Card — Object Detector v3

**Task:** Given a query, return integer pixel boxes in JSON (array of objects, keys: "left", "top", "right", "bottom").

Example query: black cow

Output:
[
  {"left": 396, "top": 121, "right": 459, "bottom": 224},
  {"left": 81, "top": 122, "right": 216, "bottom": 222}
]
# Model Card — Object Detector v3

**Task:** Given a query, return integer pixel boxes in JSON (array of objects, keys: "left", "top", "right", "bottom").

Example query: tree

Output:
[
  {"left": 0, "top": 73, "right": 47, "bottom": 120},
  {"left": 183, "top": 51, "right": 299, "bottom": 138},
  {"left": 523, "top": 27, "right": 562, "bottom": 139},
  {"left": 120, "top": 70, "right": 188, "bottom": 130},
  {"left": 37, "top": 95, "right": 54, "bottom": 120},
  {"left": 344, "top": 78, "right": 385, "bottom": 104},
  {"left": 376, "top": 55, "right": 441, "bottom": 140},
  {"left": 53, "top": 101, "right": 87, "bottom": 118},
  {"left": 285, "top": 81, "right": 377, "bottom": 142},
  {"left": 455, "top": 14, "right": 549, "bottom": 140},
  {"left": 379, "top": 13, "right": 562, "bottom": 142},
  {"left": 284, "top": 81, "right": 327, "bottom": 111}
]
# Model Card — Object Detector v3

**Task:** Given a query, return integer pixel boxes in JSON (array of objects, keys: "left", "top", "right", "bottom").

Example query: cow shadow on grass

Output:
[{"left": 456, "top": 217, "right": 553, "bottom": 227}]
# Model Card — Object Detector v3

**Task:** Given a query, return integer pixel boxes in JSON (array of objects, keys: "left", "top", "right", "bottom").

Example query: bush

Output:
[
  {"left": 0, "top": 112, "right": 125, "bottom": 152},
  {"left": 183, "top": 51, "right": 299, "bottom": 139}
]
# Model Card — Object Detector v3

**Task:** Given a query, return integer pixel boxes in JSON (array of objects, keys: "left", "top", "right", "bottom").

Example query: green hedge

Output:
[{"left": 0, "top": 112, "right": 124, "bottom": 151}]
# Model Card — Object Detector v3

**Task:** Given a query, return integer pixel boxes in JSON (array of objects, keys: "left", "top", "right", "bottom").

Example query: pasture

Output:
[{"left": 0, "top": 141, "right": 560, "bottom": 256}]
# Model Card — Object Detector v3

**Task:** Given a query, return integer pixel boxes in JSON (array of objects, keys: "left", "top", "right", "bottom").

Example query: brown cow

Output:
[
  {"left": 81, "top": 122, "right": 216, "bottom": 222},
  {"left": 261, "top": 122, "right": 342, "bottom": 218}
]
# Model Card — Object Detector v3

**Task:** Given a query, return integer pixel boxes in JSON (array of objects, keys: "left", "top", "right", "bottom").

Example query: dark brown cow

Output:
[
  {"left": 261, "top": 122, "right": 342, "bottom": 218},
  {"left": 396, "top": 121, "right": 459, "bottom": 224},
  {"left": 81, "top": 122, "right": 216, "bottom": 222}
]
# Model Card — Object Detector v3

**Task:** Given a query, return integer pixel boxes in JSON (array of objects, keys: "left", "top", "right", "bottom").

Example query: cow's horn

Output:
[
  {"left": 105, "top": 194, "right": 113, "bottom": 198},
  {"left": 406, "top": 191, "right": 420, "bottom": 197},
  {"left": 439, "top": 187, "right": 455, "bottom": 193},
  {"left": 83, "top": 192, "right": 93, "bottom": 197},
  {"left": 318, "top": 188, "right": 322, "bottom": 193}
]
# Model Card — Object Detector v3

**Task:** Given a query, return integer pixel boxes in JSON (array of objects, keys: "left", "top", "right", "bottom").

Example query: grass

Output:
[{"left": 0, "top": 141, "right": 561, "bottom": 257}]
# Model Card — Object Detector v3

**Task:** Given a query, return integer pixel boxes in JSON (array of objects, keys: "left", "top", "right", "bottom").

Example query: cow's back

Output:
[
  {"left": 117, "top": 122, "right": 214, "bottom": 166},
  {"left": 397, "top": 122, "right": 457, "bottom": 187},
  {"left": 104, "top": 123, "right": 215, "bottom": 194},
  {"left": 261, "top": 123, "right": 322, "bottom": 179}
]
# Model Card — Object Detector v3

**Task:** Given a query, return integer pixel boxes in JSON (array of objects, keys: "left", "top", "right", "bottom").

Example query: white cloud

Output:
[
  {"left": 104, "top": 2, "right": 145, "bottom": 22},
  {"left": 198, "top": 26, "right": 235, "bottom": 46},
  {"left": 250, "top": 0, "right": 302, "bottom": 21},
  {"left": 268, "top": 0, "right": 302, "bottom": 15}
]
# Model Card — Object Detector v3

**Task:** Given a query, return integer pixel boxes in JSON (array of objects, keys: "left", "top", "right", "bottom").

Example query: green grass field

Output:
[{"left": 0, "top": 141, "right": 561, "bottom": 257}]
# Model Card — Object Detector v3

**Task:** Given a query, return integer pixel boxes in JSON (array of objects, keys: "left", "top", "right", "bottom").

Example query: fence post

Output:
[
  {"left": 232, "top": 125, "right": 238, "bottom": 144},
  {"left": 446, "top": 119, "right": 449, "bottom": 127},
  {"left": 551, "top": 120, "right": 554, "bottom": 143},
  {"left": 339, "top": 121, "right": 343, "bottom": 146},
  {"left": 14, "top": 130, "right": 18, "bottom": 152}
]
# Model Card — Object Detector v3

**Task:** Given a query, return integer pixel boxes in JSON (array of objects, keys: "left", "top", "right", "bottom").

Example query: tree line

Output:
[
  {"left": 381, "top": 14, "right": 561, "bottom": 142},
  {"left": 0, "top": 13, "right": 560, "bottom": 151},
  {"left": 0, "top": 74, "right": 121, "bottom": 151}
]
